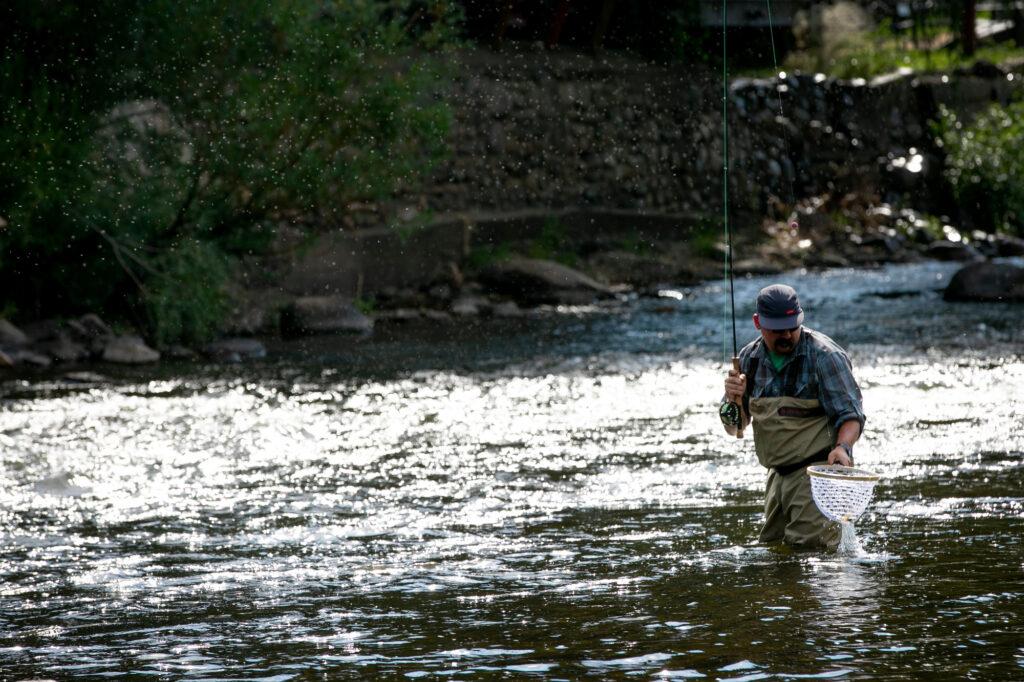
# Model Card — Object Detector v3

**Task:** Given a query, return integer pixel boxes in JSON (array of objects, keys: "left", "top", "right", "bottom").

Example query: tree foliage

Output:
[
  {"left": 0, "top": 0, "right": 457, "bottom": 343},
  {"left": 937, "top": 101, "right": 1024, "bottom": 235}
]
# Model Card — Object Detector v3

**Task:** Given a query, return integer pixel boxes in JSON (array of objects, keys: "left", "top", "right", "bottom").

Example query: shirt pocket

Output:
[{"left": 791, "top": 378, "right": 817, "bottom": 400}]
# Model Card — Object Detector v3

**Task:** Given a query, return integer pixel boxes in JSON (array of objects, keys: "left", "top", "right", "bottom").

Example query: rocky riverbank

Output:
[{"left": 3, "top": 190, "right": 1023, "bottom": 373}]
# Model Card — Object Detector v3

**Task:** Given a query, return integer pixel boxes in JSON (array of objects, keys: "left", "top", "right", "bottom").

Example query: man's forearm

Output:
[{"left": 836, "top": 420, "right": 861, "bottom": 447}]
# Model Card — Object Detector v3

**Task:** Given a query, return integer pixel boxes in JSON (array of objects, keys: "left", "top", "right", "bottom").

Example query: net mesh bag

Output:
[{"left": 807, "top": 465, "right": 881, "bottom": 523}]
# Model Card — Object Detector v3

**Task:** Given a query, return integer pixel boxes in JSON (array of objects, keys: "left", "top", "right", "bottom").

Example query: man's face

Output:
[{"left": 754, "top": 314, "right": 802, "bottom": 354}]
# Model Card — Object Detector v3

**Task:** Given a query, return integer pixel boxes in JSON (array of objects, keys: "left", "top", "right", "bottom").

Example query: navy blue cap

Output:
[{"left": 756, "top": 284, "right": 804, "bottom": 330}]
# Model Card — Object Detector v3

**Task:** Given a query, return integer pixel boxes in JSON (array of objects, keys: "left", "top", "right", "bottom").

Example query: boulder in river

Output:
[
  {"left": 943, "top": 262, "right": 1024, "bottom": 303},
  {"left": 281, "top": 296, "right": 374, "bottom": 336},
  {"left": 66, "top": 314, "right": 114, "bottom": 355},
  {"left": 584, "top": 251, "right": 679, "bottom": 288},
  {"left": 102, "top": 335, "right": 161, "bottom": 364},
  {"left": 926, "top": 240, "right": 983, "bottom": 261},
  {"left": 478, "top": 257, "right": 612, "bottom": 305},
  {"left": 993, "top": 234, "right": 1024, "bottom": 257},
  {"left": 37, "top": 333, "right": 90, "bottom": 363},
  {"left": 6, "top": 348, "right": 53, "bottom": 367},
  {"left": 68, "top": 313, "right": 113, "bottom": 341}
]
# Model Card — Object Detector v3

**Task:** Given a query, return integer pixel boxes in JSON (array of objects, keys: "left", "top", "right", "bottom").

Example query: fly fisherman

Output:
[{"left": 721, "top": 284, "right": 865, "bottom": 549}]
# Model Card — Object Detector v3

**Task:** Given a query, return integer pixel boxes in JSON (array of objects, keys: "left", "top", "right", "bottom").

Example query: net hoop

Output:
[
  {"left": 806, "top": 464, "right": 881, "bottom": 483},
  {"left": 806, "top": 464, "right": 881, "bottom": 524}
]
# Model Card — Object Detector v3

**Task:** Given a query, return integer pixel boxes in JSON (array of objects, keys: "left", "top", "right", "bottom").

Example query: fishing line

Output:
[
  {"left": 766, "top": 0, "right": 799, "bottom": 228},
  {"left": 722, "top": 0, "right": 737, "bottom": 362}
]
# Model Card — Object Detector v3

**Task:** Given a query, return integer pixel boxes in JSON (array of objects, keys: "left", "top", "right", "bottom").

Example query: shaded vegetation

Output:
[
  {"left": 937, "top": 101, "right": 1024, "bottom": 235},
  {"left": 0, "top": 0, "right": 458, "bottom": 344}
]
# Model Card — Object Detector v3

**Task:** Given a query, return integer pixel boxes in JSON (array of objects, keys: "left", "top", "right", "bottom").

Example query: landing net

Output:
[{"left": 807, "top": 465, "right": 881, "bottom": 523}]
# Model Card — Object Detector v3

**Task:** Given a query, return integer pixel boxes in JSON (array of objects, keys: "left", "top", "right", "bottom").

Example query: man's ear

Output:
[{"left": 752, "top": 313, "right": 761, "bottom": 331}]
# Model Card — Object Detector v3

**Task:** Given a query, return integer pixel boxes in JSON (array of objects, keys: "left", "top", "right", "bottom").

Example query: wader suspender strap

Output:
[
  {"left": 742, "top": 354, "right": 758, "bottom": 415},
  {"left": 748, "top": 349, "right": 837, "bottom": 475}
]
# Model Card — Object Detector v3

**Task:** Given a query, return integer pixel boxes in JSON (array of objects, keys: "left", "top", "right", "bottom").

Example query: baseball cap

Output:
[{"left": 756, "top": 284, "right": 805, "bottom": 330}]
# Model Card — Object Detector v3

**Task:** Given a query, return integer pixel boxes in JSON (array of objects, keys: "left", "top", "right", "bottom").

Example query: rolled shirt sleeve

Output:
[{"left": 816, "top": 350, "right": 866, "bottom": 433}]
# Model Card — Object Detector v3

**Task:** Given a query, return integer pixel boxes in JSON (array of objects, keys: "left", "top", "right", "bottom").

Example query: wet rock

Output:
[
  {"left": 584, "top": 251, "right": 678, "bottom": 288},
  {"left": 491, "top": 301, "right": 523, "bottom": 318},
  {"left": 203, "top": 338, "right": 267, "bottom": 362},
  {"left": 805, "top": 251, "right": 850, "bottom": 268},
  {"left": 69, "top": 313, "right": 113, "bottom": 341},
  {"left": 37, "top": 333, "right": 90, "bottom": 363},
  {"left": 6, "top": 348, "right": 52, "bottom": 367},
  {"left": 61, "top": 371, "right": 109, "bottom": 384},
  {"left": 422, "top": 309, "right": 452, "bottom": 322},
  {"left": 165, "top": 345, "right": 198, "bottom": 360},
  {"left": 281, "top": 296, "right": 374, "bottom": 336},
  {"left": 0, "top": 319, "right": 29, "bottom": 347},
  {"left": 926, "top": 240, "right": 983, "bottom": 261},
  {"left": 65, "top": 317, "right": 112, "bottom": 356},
  {"left": 994, "top": 234, "right": 1024, "bottom": 257},
  {"left": 375, "top": 308, "right": 421, "bottom": 322},
  {"left": 943, "top": 262, "right": 1024, "bottom": 302},
  {"left": 478, "top": 257, "right": 612, "bottom": 305},
  {"left": 450, "top": 295, "right": 490, "bottom": 316},
  {"left": 102, "top": 335, "right": 161, "bottom": 364},
  {"left": 859, "top": 234, "right": 903, "bottom": 255}
]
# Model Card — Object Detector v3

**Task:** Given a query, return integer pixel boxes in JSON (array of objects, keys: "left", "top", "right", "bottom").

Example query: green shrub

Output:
[
  {"left": 937, "top": 102, "right": 1024, "bottom": 235},
  {"left": 143, "top": 240, "right": 231, "bottom": 347}
]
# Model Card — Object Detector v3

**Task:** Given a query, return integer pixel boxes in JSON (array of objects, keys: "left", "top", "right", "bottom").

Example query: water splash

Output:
[{"left": 837, "top": 522, "right": 863, "bottom": 557}]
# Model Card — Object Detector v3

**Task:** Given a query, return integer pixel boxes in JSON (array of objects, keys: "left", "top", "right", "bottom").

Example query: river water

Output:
[{"left": 1, "top": 261, "right": 1022, "bottom": 680}]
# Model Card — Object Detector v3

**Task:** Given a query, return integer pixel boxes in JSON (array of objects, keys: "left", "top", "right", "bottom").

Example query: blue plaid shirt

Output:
[{"left": 737, "top": 327, "right": 866, "bottom": 432}]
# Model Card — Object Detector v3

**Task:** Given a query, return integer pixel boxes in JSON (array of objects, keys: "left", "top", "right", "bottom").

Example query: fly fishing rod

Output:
[{"left": 719, "top": 0, "right": 744, "bottom": 439}]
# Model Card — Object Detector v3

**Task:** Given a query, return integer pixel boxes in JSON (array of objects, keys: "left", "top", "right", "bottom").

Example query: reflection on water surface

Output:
[{"left": 1, "top": 263, "right": 1022, "bottom": 679}]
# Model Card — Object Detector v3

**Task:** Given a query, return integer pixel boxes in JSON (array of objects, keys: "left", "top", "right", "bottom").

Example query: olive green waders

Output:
[{"left": 748, "top": 396, "right": 840, "bottom": 549}]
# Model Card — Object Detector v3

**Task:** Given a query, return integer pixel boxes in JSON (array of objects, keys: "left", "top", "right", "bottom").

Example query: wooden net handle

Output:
[{"left": 732, "top": 357, "right": 744, "bottom": 439}]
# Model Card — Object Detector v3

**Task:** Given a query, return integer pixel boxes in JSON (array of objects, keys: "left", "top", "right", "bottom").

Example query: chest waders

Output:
[{"left": 748, "top": 396, "right": 840, "bottom": 549}]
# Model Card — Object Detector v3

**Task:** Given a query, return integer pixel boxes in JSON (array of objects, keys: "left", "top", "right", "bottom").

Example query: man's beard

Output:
[{"left": 774, "top": 339, "right": 794, "bottom": 353}]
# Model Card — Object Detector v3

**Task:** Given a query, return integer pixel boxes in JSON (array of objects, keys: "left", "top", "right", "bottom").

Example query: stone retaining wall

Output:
[{"left": 287, "top": 47, "right": 1024, "bottom": 297}]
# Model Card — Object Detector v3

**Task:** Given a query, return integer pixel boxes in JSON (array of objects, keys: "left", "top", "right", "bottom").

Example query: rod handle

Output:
[{"left": 732, "top": 357, "right": 744, "bottom": 439}]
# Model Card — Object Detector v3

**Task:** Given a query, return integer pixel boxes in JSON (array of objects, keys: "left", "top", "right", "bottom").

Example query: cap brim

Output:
[{"left": 759, "top": 311, "right": 804, "bottom": 330}]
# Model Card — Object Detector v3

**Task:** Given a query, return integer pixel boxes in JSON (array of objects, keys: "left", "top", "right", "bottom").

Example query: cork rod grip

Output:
[{"left": 732, "top": 357, "right": 744, "bottom": 439}]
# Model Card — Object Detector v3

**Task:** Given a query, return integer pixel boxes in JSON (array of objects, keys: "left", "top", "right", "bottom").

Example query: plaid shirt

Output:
[{"left": 737, "top": 327, "right": 866, "bottom": 433}]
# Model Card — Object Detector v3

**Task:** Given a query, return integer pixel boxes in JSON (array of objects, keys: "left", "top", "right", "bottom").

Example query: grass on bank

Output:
[
  {"left": 787, "top": 41, "right": 1024, "bottom": 80},
  {"left": 740, "top": 18, "right": 1024, "bottom": 80}
]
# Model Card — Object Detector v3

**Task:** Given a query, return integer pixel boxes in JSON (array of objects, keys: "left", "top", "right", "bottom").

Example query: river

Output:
[{"left": 1, "top": 261, "right": 1022, "bottom": 680}]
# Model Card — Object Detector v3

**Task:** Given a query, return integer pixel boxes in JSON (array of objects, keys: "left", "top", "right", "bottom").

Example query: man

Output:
[{"left": 721, "top": 284, "right": 865, "bottom": 549}]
